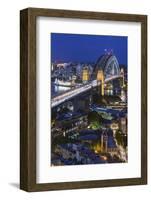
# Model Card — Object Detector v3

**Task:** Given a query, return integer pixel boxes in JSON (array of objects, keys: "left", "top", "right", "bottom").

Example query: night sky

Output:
[{"left": 51, "top": 33, "right": 127, "bottom": 66}]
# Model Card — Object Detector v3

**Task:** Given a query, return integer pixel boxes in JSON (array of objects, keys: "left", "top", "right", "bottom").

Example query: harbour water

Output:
[{"left": 51, "top": 82, "right": 70, "bottom": 97}]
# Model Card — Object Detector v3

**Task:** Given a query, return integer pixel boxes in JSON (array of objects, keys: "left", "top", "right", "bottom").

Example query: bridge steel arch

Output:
[{"left": 94, "top": 54, "right": 120, "bottom": 80}]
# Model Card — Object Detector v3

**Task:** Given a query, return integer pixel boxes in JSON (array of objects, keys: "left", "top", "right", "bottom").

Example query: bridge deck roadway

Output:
[{"left": 51, "top": 75, "right": 122, "bottom": 108}]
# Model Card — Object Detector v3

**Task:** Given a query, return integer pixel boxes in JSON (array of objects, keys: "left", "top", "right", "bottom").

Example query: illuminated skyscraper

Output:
[{"left": 82, "top": 66, "right": 89, "bottom": 83}]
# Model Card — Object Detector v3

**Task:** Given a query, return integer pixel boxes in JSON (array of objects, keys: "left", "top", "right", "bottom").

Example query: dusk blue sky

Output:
[{"left": 51, "top": 33, "right": 127, "bottom": 66}]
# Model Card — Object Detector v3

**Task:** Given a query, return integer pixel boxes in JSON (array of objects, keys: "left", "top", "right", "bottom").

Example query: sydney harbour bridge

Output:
[{"left": 51, "top": 54, "right": 124, "bottom": 108}]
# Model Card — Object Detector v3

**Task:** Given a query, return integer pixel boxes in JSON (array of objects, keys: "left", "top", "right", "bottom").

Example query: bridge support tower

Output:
[
  {"left": 97, "top": 69, "right": 104, "bottom": 96},
  {"left": 120, "top": 68, "right": 125, "bottom": 88}
]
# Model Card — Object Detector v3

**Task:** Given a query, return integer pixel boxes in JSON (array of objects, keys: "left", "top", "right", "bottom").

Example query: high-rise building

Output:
[
  {"left": 82, "top": 66, "right": 89, "bottom": 83},
  {"left": 71, "top": 75, "right": 76, "bottom": 86}
]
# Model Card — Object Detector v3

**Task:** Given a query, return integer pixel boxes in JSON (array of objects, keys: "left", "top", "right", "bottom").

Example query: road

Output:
[{"left": 51, "top": 75, "right": 122, "bottom": 108}]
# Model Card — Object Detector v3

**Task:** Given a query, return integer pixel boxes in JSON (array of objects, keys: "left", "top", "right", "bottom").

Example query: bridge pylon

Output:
[
  {"left": 97, "top": 69, "right": 104, "bottom": 96},
  {"left": 120, "top": 68, "right": 125, "bottom": 88}
]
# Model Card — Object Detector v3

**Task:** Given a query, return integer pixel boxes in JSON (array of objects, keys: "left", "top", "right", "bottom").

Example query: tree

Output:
[
  {"left": 88, "top": 111, "right": 102, "bottom": 130},
  {"left": 90, "top": 121, "right": 101, "bottom": 130},
  {"left": 88, "top": 111, "right": 100, "bottom": 123}
]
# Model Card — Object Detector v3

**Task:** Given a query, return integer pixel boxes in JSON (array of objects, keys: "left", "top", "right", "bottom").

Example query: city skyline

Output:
[
  {"left": 51, "top": 33, "right": 128, "bottom": 66},
  {"left": 51, "top": 33, "right": 128, "bottom": 166}
]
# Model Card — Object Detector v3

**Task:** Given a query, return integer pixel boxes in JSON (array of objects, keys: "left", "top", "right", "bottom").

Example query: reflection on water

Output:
[
  {"left": 104, "top": 88, "right": 121, "bottom": 96},
  {"left": 51, "top": 83, "right": 70, "bottom": 97}
]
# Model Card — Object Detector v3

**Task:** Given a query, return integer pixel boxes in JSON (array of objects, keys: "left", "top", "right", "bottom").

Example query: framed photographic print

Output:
[{"left": 20, "top": 8, "right": 147, "bottom": 191}]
